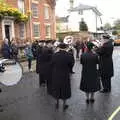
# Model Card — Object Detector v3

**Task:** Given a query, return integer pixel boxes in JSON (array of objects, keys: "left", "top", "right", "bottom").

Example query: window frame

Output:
[
  {"left": 32, "top": 3, "right": 39, "bottom": 18},
  {"left": 32, "top": 0, "right": 39, "bottom": 4},
  {"left": 33, "top": 22, "right": 40, "bottom": 38},
  {"left": 18, "top": 0, "right": 25, "bottom": 14},
  {"left": 19, "top": 23, "right": 25, "bottom": 40},
  {"left": 44, "top": 4, "right": 50, "bottom": 20},
  {"left": 45, "top": 23, "right": 51, "bottom": 39}
]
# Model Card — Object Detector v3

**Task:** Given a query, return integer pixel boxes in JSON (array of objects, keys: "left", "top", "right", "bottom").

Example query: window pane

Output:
[
  {"left": 18, "top": 0, "right": 24, "bottom": 14},
  {"left": 45, "top": 25, "right": 51, "bottom": 37},
  {"left": 33, "top": 24, "right": 40, "bottom": 37},
  {"left": 32, "top": 4, "right": 38, "bottom": 17},
  {"left": 32, "top": 0, "right": 39, "bottom": 2},
  {"left": 19, "top": 23, "right": 25, "bottom": 39},
  {"left": 44, "top": 6, "right": 49, "bottom": 19}
]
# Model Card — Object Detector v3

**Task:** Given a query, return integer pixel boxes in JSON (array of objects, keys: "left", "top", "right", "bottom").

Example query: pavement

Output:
[
  {"left": 20, "top": 60, "right": 36, "bottom": 73},
  {"left": 0, "top": 47, "right": 120, "bottom": 120}
]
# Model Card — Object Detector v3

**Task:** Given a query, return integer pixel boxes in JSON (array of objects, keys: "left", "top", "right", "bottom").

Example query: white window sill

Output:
[
  {"left": 32, "top": 0, "right": 39, "bottom": 4},
  {"left": 33, "top": 36, "right": 40, "bottom": 39},
  {"left": 45, "top": 36, "right": 51, "bottom": 39},
  {"left": 32, "top": 16, "right": 39, "bottom": 18}
]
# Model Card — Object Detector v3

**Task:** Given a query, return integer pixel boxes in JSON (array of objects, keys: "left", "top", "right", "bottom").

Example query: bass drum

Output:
[{"left": 0, "top": 62, "right": 23, "bottom": 86}]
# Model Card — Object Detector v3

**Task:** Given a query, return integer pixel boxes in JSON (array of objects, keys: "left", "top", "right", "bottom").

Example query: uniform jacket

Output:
[
  {"left": 37, "top": 46, "right": 53, "bottom": 75},
  {"left": 96, "top": 41, "right": 114, "bottom": 78},
  {"left": 80, "top": 51, "right": 101, "bottom": 92},
  {"left": 51, "top": 50, "right": 74, "bottom": 99}
]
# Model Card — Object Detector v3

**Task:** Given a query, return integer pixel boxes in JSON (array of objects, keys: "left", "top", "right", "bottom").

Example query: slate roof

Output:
[{"left": 68, "top": 4, "right": 102, "bottom": 16}]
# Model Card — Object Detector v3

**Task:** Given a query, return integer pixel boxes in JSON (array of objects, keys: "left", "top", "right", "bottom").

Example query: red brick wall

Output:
[
  {"left": 0, "top": 0, "right": 56, "bottom": 45},
  {"left": 5, "top": 0, "right": 17, "bottom": 8},
  {"left": 25, "top": 0, "right": 56, "bottom": 41},
  {"left": 40, "top": 0, "right": 56, "bottom": 40}
]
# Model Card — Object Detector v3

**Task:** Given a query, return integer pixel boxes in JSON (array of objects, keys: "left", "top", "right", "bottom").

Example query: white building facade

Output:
[{"left": 68, "top": 4, "right": 102, "bottom": 33}]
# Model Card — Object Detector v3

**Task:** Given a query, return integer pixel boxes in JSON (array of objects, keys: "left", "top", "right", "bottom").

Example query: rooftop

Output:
[{"left": 68, "top": 3, "right": 102, "bottom": 16}]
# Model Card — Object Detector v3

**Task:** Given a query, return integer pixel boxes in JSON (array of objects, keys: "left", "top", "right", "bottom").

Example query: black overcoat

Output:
[
  {"left": 51, "top": 50, "right": 74, "bottom": 99},
  {"left": 37, "top": 46, "right": 53, "bottom": 74},
  {"left": 80, "top": 51, "right": 101, "bottom": 92},
  {"left": 36, "top": 46, "right": 53, "bottom": 85},
  {"left": 96, "top": 41, "right": 114, "bottom": 78},
  {"left": 1, "top": 43, "right": 11, "bottom": 59},
  {"left": 36, "top": 46, "right": 42, "bottom": 74}
]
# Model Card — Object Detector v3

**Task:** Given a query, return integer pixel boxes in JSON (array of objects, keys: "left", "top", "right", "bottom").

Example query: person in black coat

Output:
[
  {"left": 36, "top": 43, "right": 43, "bottom": 83},
  {"left": 96, "top": 35, "right": 114, "bottom": 93},
  {"left": 74, "top": 41, "right": 81, "bottom": 59},
  {"left": 32, "top": 40, "right": 39, "bottom": 59},
  {"left": 36, "top": 43, "right": 53, "bottom": 89},
  {"left": 1, "top": 38, "right": 11, "bottom": 59},
  {"left": 51, "top": 43, "right": 74, "bottom": 111},
  {"left": 67, "top": 45, "right": 75, "bottom": 74},
  {"left": 80, "top": 42, "right": 100, "bottom": 103},
  {"left": 11, "top": 40, "right": 18, "bottom": 62},
  {"left": 45, "top": 41, "right": 54, "bottom": 95}
]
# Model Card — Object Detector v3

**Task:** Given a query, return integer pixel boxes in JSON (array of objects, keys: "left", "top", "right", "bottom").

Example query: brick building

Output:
[{"left": 0, "top": 0, "right": 56, "bottom": 47}]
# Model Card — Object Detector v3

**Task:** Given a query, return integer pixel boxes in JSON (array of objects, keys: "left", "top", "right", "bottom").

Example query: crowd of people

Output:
[
  {"left": 0, "top": 38, "right": 18, "bottom": 72},
  {"left": 23, "top": 34, "right": 114, "bottom": 111},
  {"left": 0, "top": 34, "right": 114, "bottom": 111},
  {"left": 1, "top": 38, "right": 18, "bottom": 60}
]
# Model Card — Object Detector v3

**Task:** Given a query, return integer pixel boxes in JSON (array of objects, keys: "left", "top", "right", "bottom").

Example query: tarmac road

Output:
[{"left": 0, "top": 46, "right": 120, "bottom": 120}]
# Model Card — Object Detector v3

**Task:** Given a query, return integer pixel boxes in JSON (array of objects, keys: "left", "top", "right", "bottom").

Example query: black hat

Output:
[
  {"left": 39, "top": 40, "right": 44, "bottom": 43},
  {"left": 58, "top": 43, "right": 68, "bottom": 49},
  {"left": 102, "top": 34, "right": 111, "bottom": 39}
]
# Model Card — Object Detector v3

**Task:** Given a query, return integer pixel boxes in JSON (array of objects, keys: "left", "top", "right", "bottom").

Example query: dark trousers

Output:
[
  {"left": 46, "top": 74, "right": 52, "bottom": 94},
  {"left": 76, "top": 48, "right": 79, "bottom": 58},
  {"left": 28, "top": 59, "right": 32, "bottom": 70},
  {"left": 39, "top": 73, "right": 46, "bottom": 86},
  {"left": 13, "top": 55, "right": 18, "bottom": 62},
  {"left": 101, "top": 76, "right": 111, "bottom": 91}
]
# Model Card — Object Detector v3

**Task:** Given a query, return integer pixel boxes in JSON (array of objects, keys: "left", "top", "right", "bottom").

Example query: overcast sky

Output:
[{"left": 55, "top": 0, "right": 120, "bottom": 25}]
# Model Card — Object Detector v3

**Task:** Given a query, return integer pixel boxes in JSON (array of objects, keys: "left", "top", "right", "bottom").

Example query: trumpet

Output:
[{"left": 91, "top": 39, "right": 102, "bottom": 48}]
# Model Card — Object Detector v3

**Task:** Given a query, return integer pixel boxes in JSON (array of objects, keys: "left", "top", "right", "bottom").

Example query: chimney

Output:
[{"left": 70, "top": 0, "right": 74, "bottom": 9}]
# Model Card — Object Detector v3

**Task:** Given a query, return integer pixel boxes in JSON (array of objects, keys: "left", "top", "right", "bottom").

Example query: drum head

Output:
[
  {"left": 0, "top": 62, "right": 23, "bottom": 86},
  {"left": 64, "top": 36, "right": 73, "bottom": 45}
]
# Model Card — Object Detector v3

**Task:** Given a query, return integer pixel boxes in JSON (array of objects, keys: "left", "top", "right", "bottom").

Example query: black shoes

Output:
[
  {"left": 63, "top": 105, "right": 69, "bottom": 111},
  {"left": 86, "top": 99, "right": 90, "bottom": 104},
  {"left": 86, "top": 99, "right": 95, "bottom": 104},
  {"left": 70, "top": 71, "right": 75, "bottom": 74},
  {"left": 100, "top": 89, "right": 111, "bottom": 93},
  {"left": 0, "top": 105, "right": 3, "bottom": 112},
  {"left": 40, "top": 83, "right": 46, "bottom": 87},
  {"left": 90, "top": 99, "right": 95, "bottom": 103},
  {"left": 0, "top": 109, "right": 3, "bottom": 112},
  {"left": 55, "top": 103, "right": 69, "bottom": 111},
  {"left": 0, "top": 88, "right": 2, "bottom": 93},
  {"left": 71, "top": 71, "right": 75, "bottom": 74},
  {"left": 55, "top": 103, "right": 59, "bottom": 109}
]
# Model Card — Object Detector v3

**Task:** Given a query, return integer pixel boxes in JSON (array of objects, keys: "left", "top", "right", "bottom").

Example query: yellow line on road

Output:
[{"left": 108, "top": 106, "right": 120, "bottom": 120}]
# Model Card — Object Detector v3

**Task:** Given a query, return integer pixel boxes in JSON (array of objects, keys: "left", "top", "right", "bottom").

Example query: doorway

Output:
[
  {"left": 5, "top": 25, "right": 11, "bottom": 45},
  {"left": 2, "top": 19, "right": 15, "bottom": 45}
]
